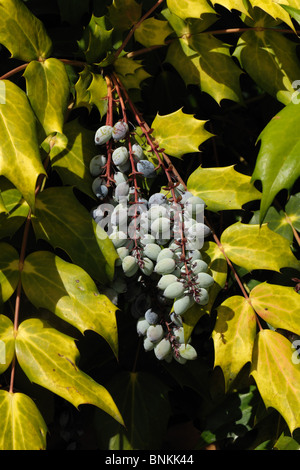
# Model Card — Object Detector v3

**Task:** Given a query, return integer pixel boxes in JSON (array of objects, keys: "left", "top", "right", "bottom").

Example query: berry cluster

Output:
[{"left": 89, "top": 74, "right": 213, "bottom": 364}]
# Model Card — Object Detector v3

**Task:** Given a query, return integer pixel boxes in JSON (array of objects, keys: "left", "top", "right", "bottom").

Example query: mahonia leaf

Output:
[
  {"left": 281, "top": 4, "right": 300, "bottom": 24},
  {"left": 251, "top": 102, "right": 300, "bottom": 223},
  {"left": 31, "top": 186, "right": 118, "bottom": 284},
  {"left": 0, "top": 80, "right": 46, "bottom": 212},
  {"left": 24, "top": 58, "right": 70, "bottom": 137},
  {"left": 166, "top": 0, "right": 215, "bottom": 19},
  {"left": 212, "top": 295, "right": 257, "bottom": 392},
  {"left": 134, "top": 18, "right": 173, "bottom": 48},
  {"left": 233, "top": 30, "right": 300, "bottom": 105},
  {"left": 249, "top": 0, "right": 295, "bottom": 30},
  {"left": 15, "top": 318, "right": 124, "bottom": 425},
  {"left": 44, "top": 119, "right": 96, "bottom": 199},
  {"left": 74, "top": 67, "right": 93, "bottom": 111},
  {"left": 187, "top": 165, "right": 261, "bottom": 212},
  {"left": 0, "top": 0, "right": 52, "bottom": 61},
  {"left": 249, "top": 207, "right": 293, "bottom": 242},
  {"left": 78, "top": 14, "right": 114, "bottom": 64},
  {"left": 0, "top": 314, "right": 15, "bottom": 374},
  {"left": 183, "top": 241, "right": 228, "bottom": 341},
  {"left": 285, "top": 193, "right": 300, "bottom": 232},
  {"left": 251, "top": 329, "right": 300, "bottom": 434},
  {"left": 87, "top": 73, "right": 108, "bottom": 119},
  {"left": 151, "top": 108, "right": 212, "bottom": 158},
  {"left": 94, "top": 371, "right": 170, "bottom": 450},
  {"left": 165, "top": 33, "right": 243, "bottom": 104},
  {"left": 0, "top": 192, "right": 6, "bottom": 213},
  {"left": 250, "top": 283, "right": 300, "bottom": 336},
  {"left": 0, "top": 180, "right": 30, "bottom": 240},
  {"left": 22, "top": 251, "right": 119, "bottom": 357},
  {"left": 210, "top": 0, "right": 249, "bottom": 15},
  {"left": 221, "top": 222, "right": 300, "bottom": 272},
  {"left": 107, "top": 0, "right": 142, "bottom": 32},
  {"left": 114, "top": 57, "right": 151, "bottom": 93},
  {"left": 0, "top": 391, "right": 47, "bottom": 450},
  {"left": 0, "top": 242, "right": 19, "bottom": 304}
]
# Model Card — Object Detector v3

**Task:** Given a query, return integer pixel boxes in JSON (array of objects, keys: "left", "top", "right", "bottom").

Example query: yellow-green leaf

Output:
[
  {"left": 46, "top": 119, "right": 96, "bottom": 198},
  {"left": 212, "top": 295, "right": 257, "bottom": 391},
  {"left": 0, "top": 242, "right": 20, "bottom": 304},
  {"left": 0, "top": 81, "right": 46, "bottom": 212},
  {"left": 108, "top": 0, "right": 142, "bottom": 32},
  {"left": 249, "top": 0, "right": 295, "bottom": 30},
  {"left": 88, "top": 73, "right": 108, "bottom": 119},
  {"left": 0, "top": 0, "right": 52, "bottom": 61},
  {"left": 187, "top": 165, "right": 261, "bottom": 212},
  {"left": 24, "top": 58, "right": 70, "bottom": 136},
  {"left": 0, "top": 314, "right": 15, "bottom": 374},
  {"left": 151, "top": 108, "right": 212, "bottom": 158},
  {"left": 221, "top": 222, "right": 300, "bottom": 272},
  {"left": 250, "top": 283, "right": 300, "bottom": 336},
  {"left": 251, "top": 329, "right": 300, "bottom": 434},
  {"left": 211, "top": 0, "right": 249, "bottom": 15},
  {"left": 31, "top": 186, "right": 118, "bottom": 284},
  {"left": 0, "top": 391, "right": 47, "bottom": 450},
  {"left": 21, "top": 251, "right": 119, "bottom": 357},
  {"left": 15, "top": 318, "right": 124, "bottom": 425},
  {"left": 167, "top": 0, "right": 215, "bottom": 19},
  {"left": 134, "top": 18, "right": 173, "bottom": 47}
]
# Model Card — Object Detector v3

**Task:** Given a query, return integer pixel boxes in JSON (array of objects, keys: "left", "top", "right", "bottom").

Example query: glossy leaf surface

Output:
[
  {"left": 22, "top": 251, "right": 119, "bottom": 356},
  {"left": 15, "top": 318, "right": 124, "bottom": 425}
]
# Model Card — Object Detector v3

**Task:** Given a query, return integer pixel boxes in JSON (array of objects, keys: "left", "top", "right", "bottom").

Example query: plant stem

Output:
[
  {"left": 113, "top": 0, "right": 164, "bottom": 61},
  {"left": 126, "top": 26, "right": 300, "bottom": 59}
]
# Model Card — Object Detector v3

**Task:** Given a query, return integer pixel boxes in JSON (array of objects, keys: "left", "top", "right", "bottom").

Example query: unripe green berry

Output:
[
  {"left": 112, "top": 146, "right": 129, "bottom": 166},
  {"left": 155, "top": 258, "right": 176, "bottom": 275},
  {"left": 95, "top": 125, "right": 113, "bottom": 145},
  {"left": 154, "top": 338, "right": 171, "bottom": 360},
  {"left": 163, "top": 281, "right": 185, "bottom": 299}
]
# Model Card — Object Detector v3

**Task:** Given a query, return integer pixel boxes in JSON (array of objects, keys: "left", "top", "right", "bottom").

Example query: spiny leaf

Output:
[
  {"left": 114, "top": 57, "right": 151, "bottom": 93},
  {"left": 0, "top": 180, "right": 30, "bottom": 240},
  {"left": 15, "top": 318, "right": 124, "bottom": 425},
  {"left": 165, "top": 32, "right": 243, "bottom": 104},
  {"left": 0, "top": 314, "right": 15, "bottom": 374},
  {"left": 233, "top": 29, "right": 300, "bottom": 105},
  {"left": 87, "top": 73, "right": 108, "bottom": 119},
  {"left": 251, "top": 329, "right": 300, "bottom": 434},
  {"left": 187, "top": 165, "right": 261, "bottom": 212},
  {"left": 166, "top": 0, "right": 215, "bottom": 19},
  {"left": 285, "top": 193, "right": 300, "bottom": 232},
  {"left": 0, "top": 391, "right": 47, "bottom": 450},
  {"left": 151, "top": 108, "right": 212, "bottom": 158},
  {"left": 210, "top": 0, "right": 249, "bottom": 15},
  {"left": 134, "top": 18, "right": 173, "bottom": 48},
  {"left": 248, "top": 0, "right": 295, "bottom": 30},
  {"left": 108, "top": 0, "right": 142, "bottom": 32},
  {"left": 0, "top": 80, "right": 46, "bottom": 212},
  {"left": 44, "top": 119, "right": 96, "bottom": 199},
  {"left": 24, "top": 58, "right": 70, "bottom": 137},
  {"left": 221, "top": 222, "right": 300, "bottom": 272},
  {"left": 78, "top": 14, "right": 113, "bottom": 64},
  {"left": 0, "top": 0, "right": 52, "bottom": 61},
  {"left": 74, "top": 67, "right": 93, "bottom": 111},
  {"left": 31, "top": 186, "right": 118, "bottom": 284},
  {"left": 251, "top": 102, "right": 300, "bottom": 223},
  {"left": 0, "top": 242, "right": 20, "bottom": 304},
  {"left": 22, "top": 251, "right": 119, "bottom": 357},
  {"left": 250, "top": 283, "right": 300, "bottom": 336},
  {"left": 212, "top": 295, "right": 257, "bottom": 392},
  {"left": 249, "top": 206, "right": 293, "bottom": 242}
]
